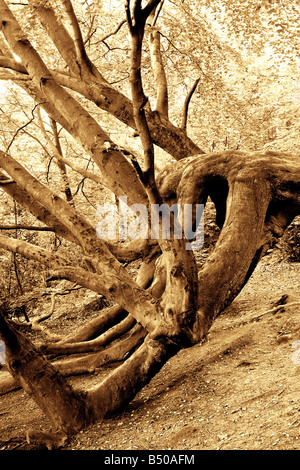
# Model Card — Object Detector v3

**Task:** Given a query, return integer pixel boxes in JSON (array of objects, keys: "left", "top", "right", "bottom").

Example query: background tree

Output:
[{"left": 0, "top": 0, "right": 299, "bottom": 448}]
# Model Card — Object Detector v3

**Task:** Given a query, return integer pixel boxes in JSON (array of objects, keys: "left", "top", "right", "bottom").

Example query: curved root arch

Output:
[{"left": 157, "top": 150, "right": 300, "bottom": 333}]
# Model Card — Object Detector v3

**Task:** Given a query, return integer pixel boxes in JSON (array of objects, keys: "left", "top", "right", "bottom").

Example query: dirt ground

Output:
[{"left": 0, "top": 250, "right": 299, "bottom": 451}]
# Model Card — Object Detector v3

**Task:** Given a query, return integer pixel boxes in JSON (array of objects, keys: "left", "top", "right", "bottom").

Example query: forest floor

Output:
[{"left": 0, "top": 247, "right": 299, "bottom": 451}]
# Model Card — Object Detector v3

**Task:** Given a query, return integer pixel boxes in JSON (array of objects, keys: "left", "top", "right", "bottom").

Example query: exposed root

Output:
[
  {"left": 53, "top": 324, "right": 146, "bottom": 376},
  {"left": 0, "top": 323, "right": 146, "bottom": 392},
  {"left": 60, "top": 304, "right": 128, "bottom": 344},
  {"left": 30, "top": 294, "right": 61, "bottom": 341},
  {"left": 38, "top": 314, "right": 137, "bottom": 355}
]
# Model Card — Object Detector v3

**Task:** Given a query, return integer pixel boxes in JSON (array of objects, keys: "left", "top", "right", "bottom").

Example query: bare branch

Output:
[
  {"left": 127, "top": 3, "right": 160, "bottom": 204},
  {"left": 0, "top": 70, "right": 30, "bottom": 81},
  {"left": 27, "top": 1, "right": 104, "bottom": 82},
  {"left": 38, "top": 123, "right": 104, "bottom": 185},
  {"left": 126, "top": 0, "right": 166, "bottom": 200},
  {"left": 36, "top": 109, "right": 104, "bottom": 185},
  {"left": 49, "top": 119, "right": 73, "bottom": 202},
  {"left": 0, "top": 25, "right": 203, "bottom": 159},
  {"left": 58, "top": 0, "right": 107, "bottom": 82},
  {"left": 142, "top": 0, "right": 163, "bottom": 21},
  {"left": 0, "top": 55, "right": 27, "bottom": 74},
  {"left": 126, "top": 0, "right": 162, "bottom": 31},
  {"left": 125, "top": 0, "right": 133, "bottom": 31},
  {"left": 151, "top": 0, "right": 164, "bottom": 27},
  {"left": 5, "top": 103, "right": 38, "bottom": 153},
  {"left": 28, "top": 0, "right": 79, "bottom": 74},
  {"left": 0, "top": 150, "right": 162, "bottom": 334},
  {"left": 83, "top": 13, "right": 96, "bottom": 45},
  {"left": 0, "top": 233, "right": 71, "bottom": 269},
  {"left": 0, "top": 2, "right": 147, "bottom": 204},
  {"left": 0, "top": 170, "right": 76, "bottom": 243},
  {"left": 126, "top": 0, "right": 199, "bottom": 335},
  {"left": 99, "top": 19, "right": 127, "bottom": 43},
  {"left": 16, "top": 80, "right": 76, "bottom": 138},
  {"left": 60, "top": 0, "right": 86, "bottom": 62},
  {"left": 181, "top": 78, "right": 200, "bottom": 130},
  {"left": 149, "top": 27, "right": 168, "bottom": 118},
  {"left": 0, "top": 225, "right": 56, "bottom": 231}
]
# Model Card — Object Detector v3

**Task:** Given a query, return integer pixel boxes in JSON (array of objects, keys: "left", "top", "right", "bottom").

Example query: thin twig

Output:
[
  {"left": 5, "top": 103, "right": 38, "bottom": 153},
  {"left": 99, "top": 19, "right": 127, "bottom": 43},
  {"left": 83, "top": 14, "right": 96, "bottom": 45},
  {"left": 0, "top": 225, "right": 56, "bottom": 231}
]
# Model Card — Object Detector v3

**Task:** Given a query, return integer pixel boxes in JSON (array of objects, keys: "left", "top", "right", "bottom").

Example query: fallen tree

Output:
[{"left": 0, "top": 0, "right": 299, "bottom": 449}]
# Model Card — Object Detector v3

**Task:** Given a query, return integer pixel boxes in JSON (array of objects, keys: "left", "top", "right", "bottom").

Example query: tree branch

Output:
[
  {"left": 0, "top": 225, "right": 56, "bottom": 231},
  {"left": 142, "top": 0, "right": 163, "bottom": 21},
  {"left": 126, "top": 0, "right": 199, "bottom": 345},
  {"left": 99, "top": 19, "right": 127, "bottom": 43},
  {"left": 181, "top": 78, "right": 200, "bottom": 130},
  {"left": 36, "top": 121, "right": 104, "bottom": 186},
  {"left": 5, "top": 103, "right": 38, "bottom": 153},
  {"left": 0, "top": 39, "right": 204, "bottom": 159},
  {"left": 60, "top": 0, "right": 87, "bottom": 63},
  {"left": 0, "top": 170, "right": 76, "bottom": 243},
  {"left": 0, "top": 55, "right": 27, "bottom": 73},
  {"left": 34, "top": 86, "right": 132, "bottom": 188},
  {"left": 49, "top": 118, "right": 73, "bottom": 202},
  {"left": 150, "top": 0, "right": 164, "bottom": 26},
  {"left": 149, "top": 26, "right": 169, "bottom": 118},
  {"left": 0, "top": 233, "right": 71, "bottom": 269},
  {"left": 147, "top": 1, "right": 168, "bottom": 119},
  {"left": 126, "top": 0, "right": 160, "bottom": 204},
  {"left": 28, "top": 0, "right": 80, "bottom": 74}
]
